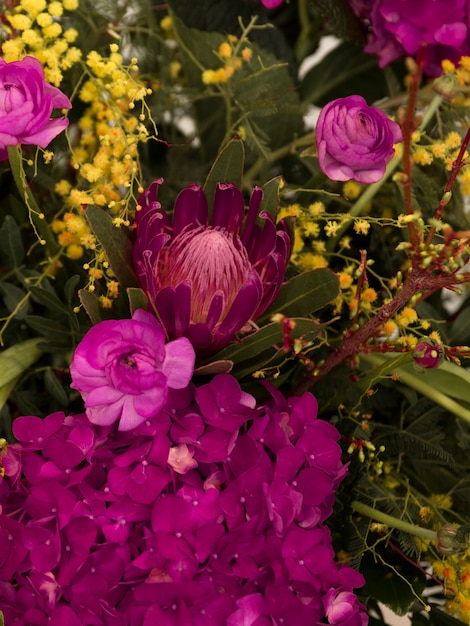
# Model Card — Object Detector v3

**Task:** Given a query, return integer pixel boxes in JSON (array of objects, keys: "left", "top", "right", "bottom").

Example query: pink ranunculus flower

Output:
[
  {"left": 0, "top": 56, "right": 72, "bottom": 161},
  {"left": 316, "top": 95, "right": 403, "bottom": 184},
  {"left": 70, "top": 309, "right": 195, "bottom": 431}
]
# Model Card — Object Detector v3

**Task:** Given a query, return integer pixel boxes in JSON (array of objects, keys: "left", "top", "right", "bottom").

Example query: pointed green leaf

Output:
[
  {"left": 194, "top": 360, "right": 233, "bottom": 375},
  {"left": 0, "top": 215, "right": 24, "bottom": 268},
  {"left": 127, "top": 287, "right": 148, "bottom": 315},
  {"left": 85, "top": 206, "right": 138, "bottom": 288},
  {"left": 0, "top": 338, "right": 43, "bottom": 388},
  {"left": 260, "top": 177, "right": 282, "bottom": 222},
  {"left": 261, "top": 268, "right": 339, "bottom": 321},
  {"left": 64, "top": 275, "right": 81, "bottom": 304},
  {"left": 79, "top": 289, "right": 103, "bottom": 325},
  {"left": 203, "top": 136, "right": 245, "bottom": 212}
]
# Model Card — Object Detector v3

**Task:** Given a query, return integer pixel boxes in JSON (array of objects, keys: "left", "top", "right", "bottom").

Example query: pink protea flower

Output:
[{"left": 132, "top": 180, "right": 290, "bottom": 353}]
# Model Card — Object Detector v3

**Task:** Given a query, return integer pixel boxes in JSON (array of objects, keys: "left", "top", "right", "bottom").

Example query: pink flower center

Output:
[{"left": 156, "top": 226, "right": 250, "bottom": 324}]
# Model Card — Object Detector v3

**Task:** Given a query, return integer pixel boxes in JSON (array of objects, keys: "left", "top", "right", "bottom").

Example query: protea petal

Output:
[
  {"left": 173, "top": 183, "right": 208, "bottom": 234},
  {"left": 212, "top": 183, "right": 245, "bottom": 232},
  {"left": 133, "top": 180, "right": 290, "bottom": 354}
]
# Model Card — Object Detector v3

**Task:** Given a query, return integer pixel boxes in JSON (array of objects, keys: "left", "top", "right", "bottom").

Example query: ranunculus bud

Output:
[
  {"left": 315, "top": 95, "right": 403, "bottom": 184},
  {"left": 412, "top": 338, "right": 444, "bottom": 369}
]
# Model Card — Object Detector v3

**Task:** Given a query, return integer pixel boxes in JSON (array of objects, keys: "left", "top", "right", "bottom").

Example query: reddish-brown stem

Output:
[
  {"left": 294, "top": 270, "right": 470, "bottom": 395},
  {"left": 426, "top": 126, "right": 470, "bottom": 245},
  {"left": 401, "top": 47, "right": 426, "bottom": 248}
]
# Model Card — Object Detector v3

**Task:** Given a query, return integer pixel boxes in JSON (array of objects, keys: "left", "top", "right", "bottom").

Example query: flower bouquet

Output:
[{"left": 0, "top": 0, "right": 470, "bottom": 625}]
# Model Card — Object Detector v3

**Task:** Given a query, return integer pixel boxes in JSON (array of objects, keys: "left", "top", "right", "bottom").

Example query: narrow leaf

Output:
[
  {"left": 86, "top": 206, "right": 138, "bottom": 288},
  {"left": 29, "top": 285, "right": 72, "bottom": 317},
  {"left": 127, "top": 287, "right": 148, "bottom": 315},
  {"left": 44, "top": 368, "right": 69, "bottom": 405},
  {"left": 25, "top": 316, "right": 71, "bottom": 340}
]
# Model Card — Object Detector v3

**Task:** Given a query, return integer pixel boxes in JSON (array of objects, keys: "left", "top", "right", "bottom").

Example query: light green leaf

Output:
[
  {"left": 362, "top": 353, "right": 470, "bottom": 425},
  {"left": 0, "top": 338, "right": 43, "bottom": 389},
  {"left": 86, "top": 206, "right": 138, "bottom": 289}
]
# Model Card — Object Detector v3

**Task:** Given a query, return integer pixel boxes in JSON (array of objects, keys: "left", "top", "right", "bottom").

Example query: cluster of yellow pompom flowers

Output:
[{"left": 1, "top": 0, "right": 81, "bottom": 86}]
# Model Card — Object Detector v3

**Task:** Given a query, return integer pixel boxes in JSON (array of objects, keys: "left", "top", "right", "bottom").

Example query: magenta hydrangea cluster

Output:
[{"left": 0, "top": 315, "right": 367, "bottom": 626}]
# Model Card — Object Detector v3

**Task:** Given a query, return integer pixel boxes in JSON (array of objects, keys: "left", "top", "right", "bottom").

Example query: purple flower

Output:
[
  {"left": 133, "top": 180, "right": 290, "bottom": 353},
  {"left": 316, "top": 95, "right": 403, "bottom": 184},
  {"left": 70, "top": 309, "right": 195, "bottom": 431},
  {"left": 324, "top": 588, "right": 368, "bottom": 626},
  {"left": 0, "top": 56, "right": 71, "bottom": 161},
  {"left": 349, "top": 0, "right": 470, "bottom": 76},
  {"left": 412, "top": 337, "right": 444, "bottom": 369}
]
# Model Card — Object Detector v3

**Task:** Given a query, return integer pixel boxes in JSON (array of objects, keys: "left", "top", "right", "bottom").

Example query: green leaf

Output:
[
  {"left": 362, "top": 353, "right": 470, "bottom": 425},
  {"left": 0, "top": 215, "right": 24, "bottom": 268},
  {"left": 203, "top": 136, "right": 245, "bottom": 212},
  {"left": 25, "top": 316, "right": 71, "bottom": 340},
  {"left": 194, "top": 360, "right": 233, "bottom": 375},
  {"left": 261, "top": 268, "right": 339, "bottom": 321},
  {"left": 0, "top": 338, "right": 43, "bottom": 389},
  {"left": 449, "top": 303, "right": 470, "bottom": 344},
  {"left": 29, "top": 285, "right": 73, "bottom": 318},
  {"left": 44, "top": 368, "right": 69, "bottom": 406},
  {"left": 127, "top": 287, "right": 148, "bottom": 315},
  {"left": 260, "top": 176, "right": 282, "bottom": 222},
  {"left": 64, "top": 275, "right": 81, "bottom": 305},
  {"left": 79, "top": 289, "right": 103, "bottom": 325},
  {"left": 214, "top": 317, "right": 320, "bottom": 379},
  {"left": 0, "top": 282, "right": 29, "bottom": 319},
  {"left": 85, "top": 206, "right": 138, "bottom": 288}
]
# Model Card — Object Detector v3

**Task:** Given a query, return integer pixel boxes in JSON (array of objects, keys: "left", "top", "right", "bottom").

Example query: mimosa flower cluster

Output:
[{"left": 0, "top": 312, "right": 367, "bottom": 626}]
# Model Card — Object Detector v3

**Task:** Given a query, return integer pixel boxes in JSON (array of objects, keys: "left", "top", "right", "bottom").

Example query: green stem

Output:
[
  {"left": 7, "top": 145, "right": 59, "bottom": 257},
  {"left": 352, "top": 500, "right": 438, "bottom": 541}
]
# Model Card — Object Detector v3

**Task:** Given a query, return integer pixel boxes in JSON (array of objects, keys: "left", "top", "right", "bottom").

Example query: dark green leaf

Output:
[
  {"left": 427, "top": 605, "right": 469, "bottom": 626},
  {"left": 213, "top": 317, "right": 320, "bottom": 378},
  {"left": 44, "top": 369, "right": 69, "bottom": 405},
  {"left": 361, "top": 553, "right": 426, "bottom": 616},
  {"left": 25, "top": 315, "right": 71, "bottom": 340},
  {"left": 85, "top": 206, "right": 138, "bottom": 288},
  {"left": 0, "top": 282, "right": 29, "bottom": 319},
  {"left": 64, "top": 275, "right": 81, "bottom": 305},
  {"left": 79, "top": 289, "right": 103, "bottom": 325},
  {"left": 261, "top": 268, "right": 339, "bottom": 321},
  {"left": 127, "top": 287, "right": 148, "bottom": 315},
  {"left": 29, "top": 285, "right": 72, "bottom": 318},
  {"left": 449, "top": 303, "right": 470, "bottom": 344},
  {"left": 0, "top": 215, "right": 24, "bottom": 268},
  {"left": 203, "top": 136, "right": 245, "bottom": 212},
  {"left": 301, "top": 41, "right": 386, "bottom": 106}
]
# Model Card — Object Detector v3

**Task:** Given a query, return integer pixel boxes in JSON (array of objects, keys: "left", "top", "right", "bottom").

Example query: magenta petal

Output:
[
  {"left": 173, "top": 183, "right": 208, "bottom": 234},
  {"left": 218, "top": 271, "right": 262, "bottom": 336},
  {"left": 212, "top": 183, "right": 245, "bottom": 232},
  {"left": 162, "top": 337, "right": 195, "bottom": 388}
]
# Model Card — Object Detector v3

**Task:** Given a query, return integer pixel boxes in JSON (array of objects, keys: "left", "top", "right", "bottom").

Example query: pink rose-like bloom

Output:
[
  {"left": 316, "top": 95, "right": 402, "bottom": 184},
  {"left": 0, "top": 56, "right": 71, "bottom": 161},
  {"left": 349, "top": 0, "right": 470, "bottom": 76},
  {"left": 70, "top": 309, "right": 195, "bottom": 431},
  {"left": 260, "top": 0, "right": 283, "bottom": 7}
]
